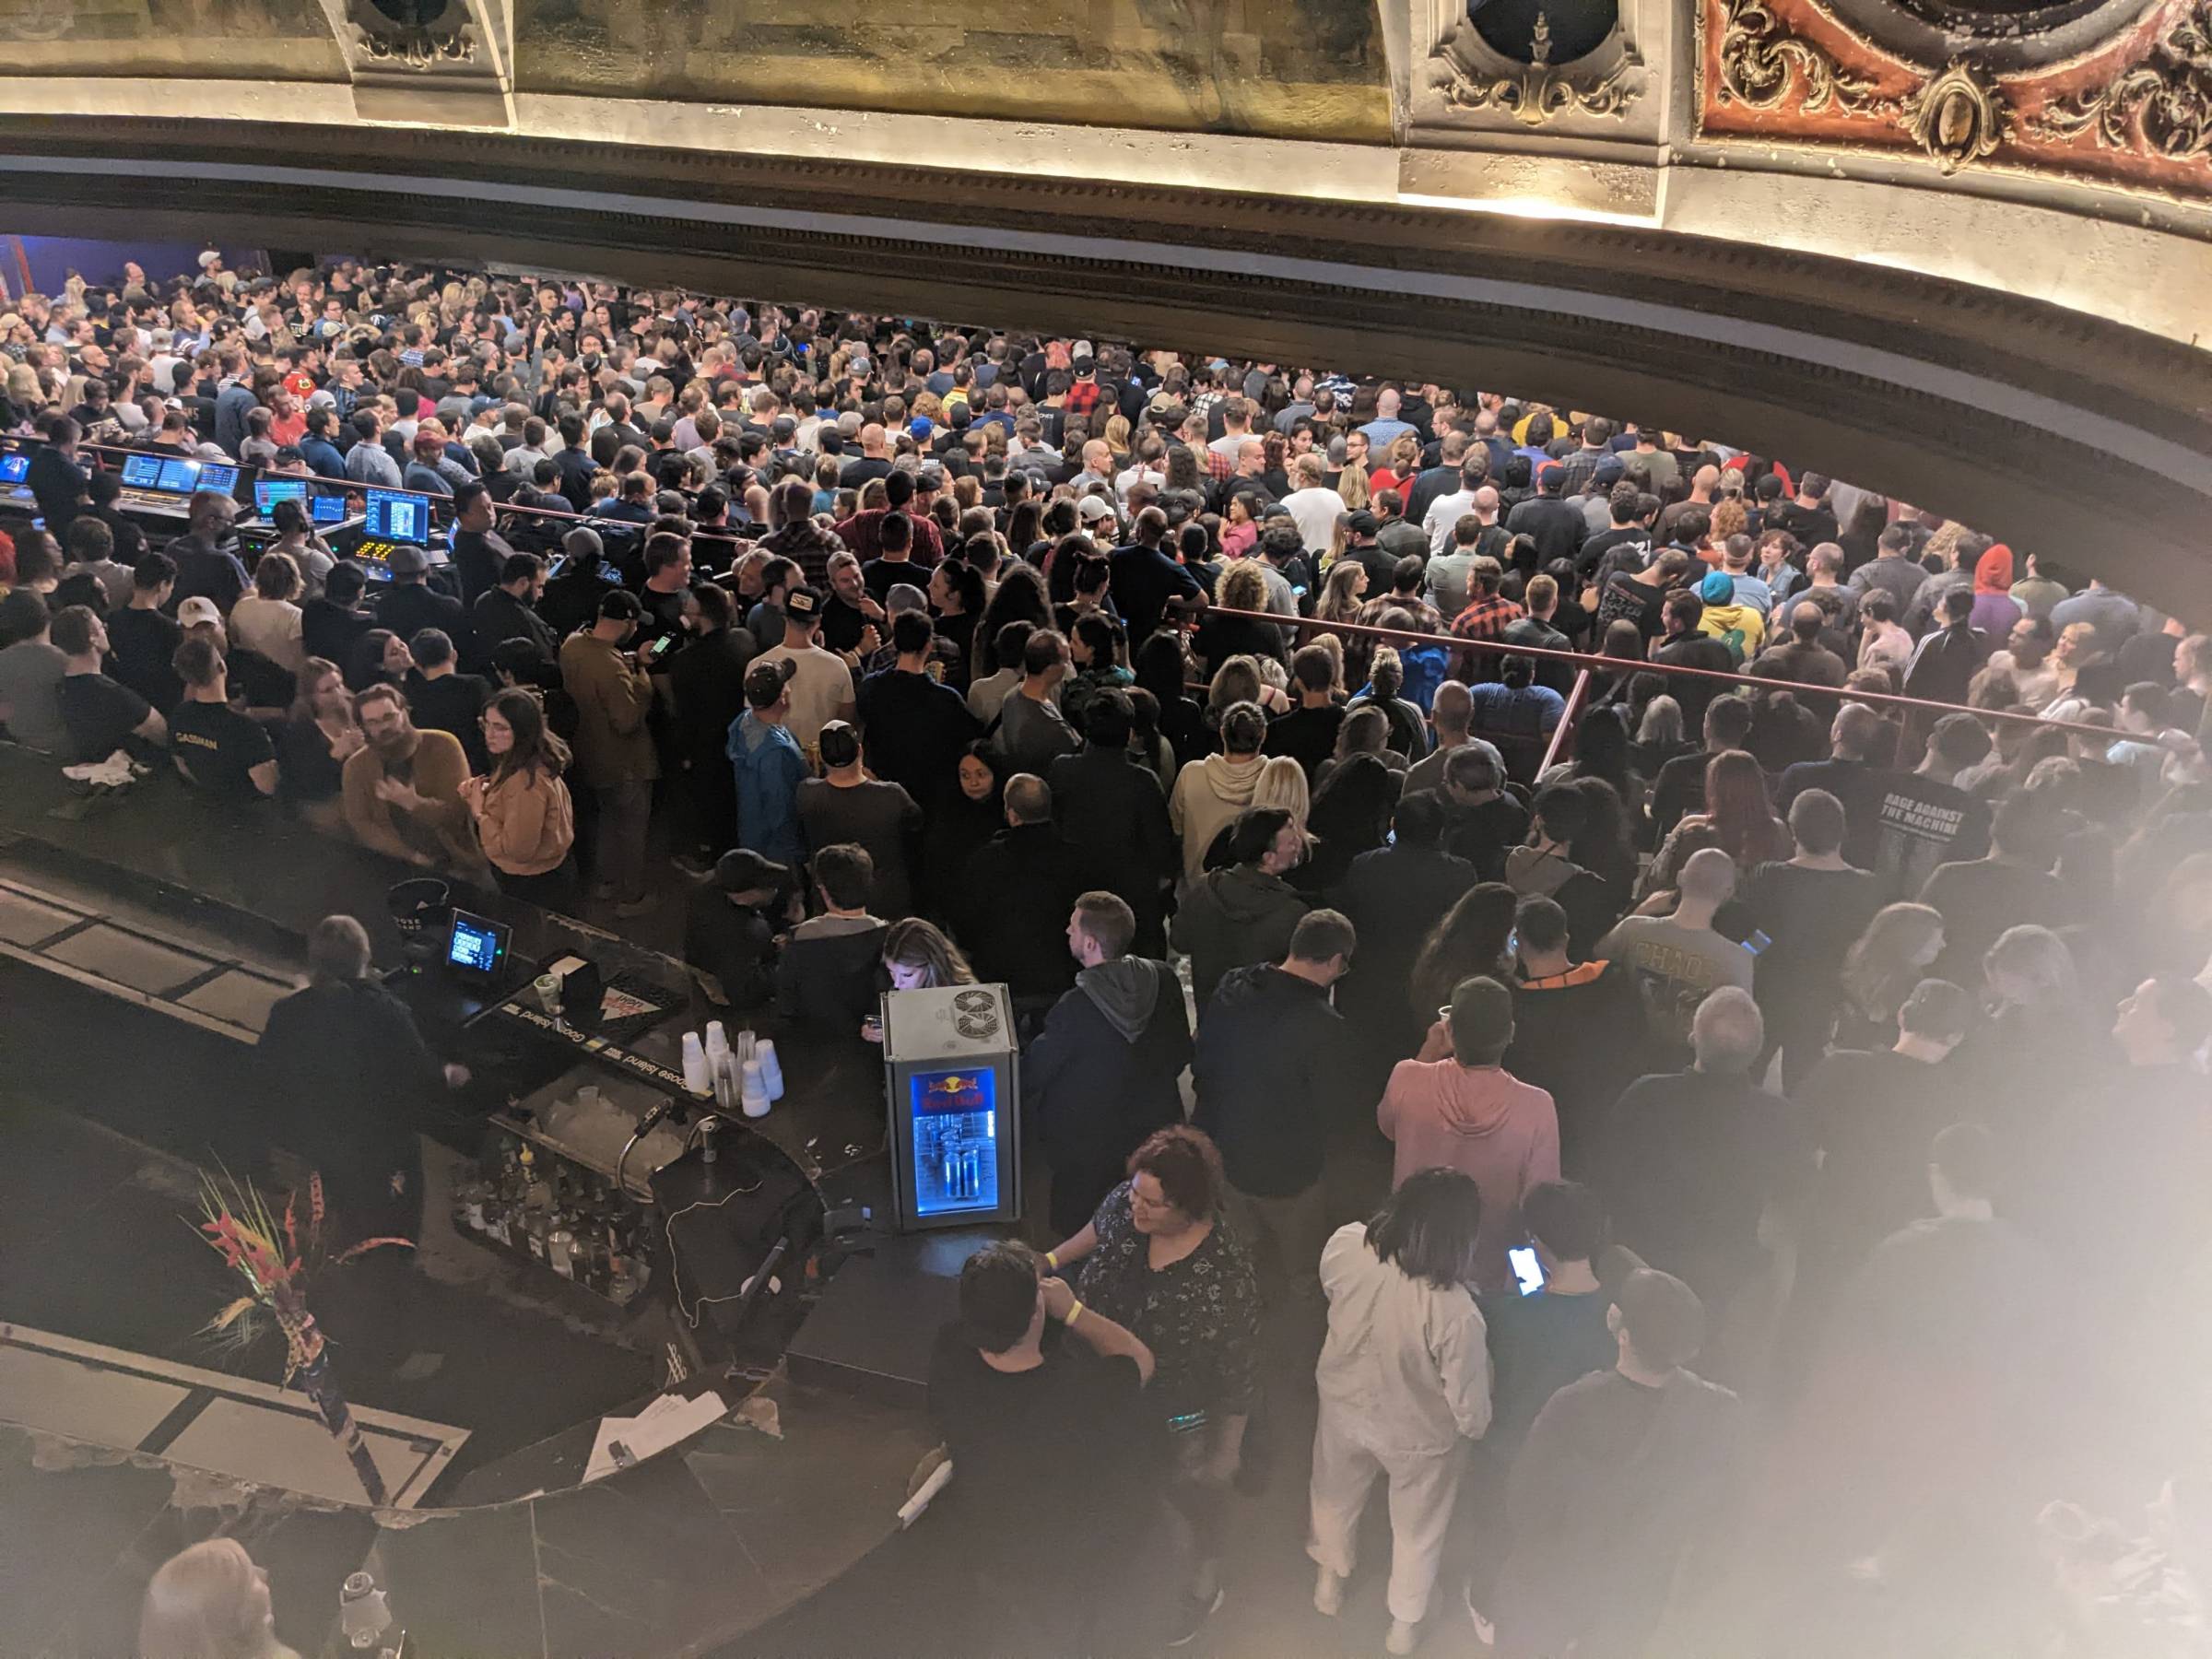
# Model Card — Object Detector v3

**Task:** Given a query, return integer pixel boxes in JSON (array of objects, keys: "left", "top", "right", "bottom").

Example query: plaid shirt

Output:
[
  {"left": 1202, "top": 444, "right": 1234, "bottom": 481},
  {"left": 1451, "top": 593, "right": 1526, "bottom": 642},
  {"left": 1065, "top": 380, "right": 1102, "bottom": 418}
]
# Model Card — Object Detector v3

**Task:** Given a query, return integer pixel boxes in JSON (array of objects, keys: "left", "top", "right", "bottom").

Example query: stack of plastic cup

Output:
[
  {"left": 740, "top": 1059, "right": 771, "bottom": 1118},
  {"left": 757, "top": 1039, "right": 785, "bottom": 1101},
  {"left": 680, "top": 1031, "right": 710, "bottom": 1096},
  {"left": 703, "top": 1023, "right": 735, "bottom": 1112}
]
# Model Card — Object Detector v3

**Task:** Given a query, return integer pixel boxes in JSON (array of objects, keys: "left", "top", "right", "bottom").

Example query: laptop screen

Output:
[
  {"left": 446, "top": 911, "right": 510, "bottom": 975},
  {"left": 0, "top": 453, "right": 26, "bottom": 485},
  {"left": 364, "top": 488, "right": 432, "bottom": 545},
  {"left": 154, "top": 456, "right": 204, "bottom": 494},
  {"left": 254, "top": 478, "right": 307, "bottom": 512}
]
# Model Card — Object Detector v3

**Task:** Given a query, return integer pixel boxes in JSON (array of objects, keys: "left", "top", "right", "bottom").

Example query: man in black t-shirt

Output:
[
  {"left": 1107, "top": 505, "right": 1206, "bottom": 647},
  {"left": 1264, "top": 644, "right": 1346, "bottom": 782},
  {"left": 926, "top": 1241, "right": 1160, "bottom": 1653},
  {"left": 1871, "top": 713, "right": 1993, "bottom": 900},
  {"left": 445, "top": 479, "right": 512, "bottom": 606},
  {"left": 53, "top": 605, "right": 164, "bottom": 763},
  {"left": 106, "top": 552, "right": 185, "bottom": 714},
  {"left": 168, "top": 634, "right": 276, "bottom": 801}
]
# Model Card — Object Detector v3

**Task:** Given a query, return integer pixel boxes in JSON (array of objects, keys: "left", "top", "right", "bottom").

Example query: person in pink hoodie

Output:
[{"left": 1378, "top": 974, "right": 1559, "bottom": 1291}]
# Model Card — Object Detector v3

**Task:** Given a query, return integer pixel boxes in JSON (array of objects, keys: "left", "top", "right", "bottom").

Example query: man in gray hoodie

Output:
[{"left": 1024, "top": 891, "right": 1194, "bottom": 1236}]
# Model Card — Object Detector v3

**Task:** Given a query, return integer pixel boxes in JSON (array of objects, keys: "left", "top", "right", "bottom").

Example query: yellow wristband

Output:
[
  {"left": 1044, "top": 1250, "right": 1059, "bottom": 1269},
  {"left": 1062, "top": 1299, "right": 1084, "bottom": 1327}
]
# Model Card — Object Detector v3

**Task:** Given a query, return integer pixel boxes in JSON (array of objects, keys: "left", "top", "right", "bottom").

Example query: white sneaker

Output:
[
  {"left": 1463, "top": 1579, "right": 1497, "bottom": 1644},
  {"left": 1313, "top": 1564, "right": 1345, "bottom": 1617},
  {"left": 1386, "top": 1617, "right": 1420, "bottom": 1655}
]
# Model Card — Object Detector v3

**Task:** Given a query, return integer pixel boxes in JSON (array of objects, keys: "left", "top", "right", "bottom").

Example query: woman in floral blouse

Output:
[{"left": 1051, "top": 1124, "right": 1261, "bottom": 1643}]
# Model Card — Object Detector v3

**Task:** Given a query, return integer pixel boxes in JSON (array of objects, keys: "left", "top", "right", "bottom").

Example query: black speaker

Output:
[{"left": 646, "top": 1123, "right": 822, "bottom": 1367}]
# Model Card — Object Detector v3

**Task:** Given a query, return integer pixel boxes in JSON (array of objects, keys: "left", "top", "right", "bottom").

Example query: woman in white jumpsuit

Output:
[{"left": 1309, "top": 1167, "right": 1492, "bottom": 1655}]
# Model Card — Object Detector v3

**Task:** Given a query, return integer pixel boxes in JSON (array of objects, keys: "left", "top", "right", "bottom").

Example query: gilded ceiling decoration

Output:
[
  {"left": 1697, "top": 0, "right": 2212, "bottom": 197},
  {"left": 1435, "top": 11, "right": 1642, "bottom": 124},
  {"left": 1712, "top": 0, "right": 1895, "bottom": 116},
  {"left": 1899, "top": 58, "right": 2011, "bottom": 169},
  {"left": 2030, "top": 0, "right": 2212, "bottom": 162}
]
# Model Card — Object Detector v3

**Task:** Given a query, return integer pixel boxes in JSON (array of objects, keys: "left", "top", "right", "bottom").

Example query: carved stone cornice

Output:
[
  {"left": 1434, "top": 12, "right": 1643, "bottom": 126},
  {"left": 2030, "top": 0, "right": 2212, "bottom": 166},
  {"left": 359, "top": 22, "right": 473, "bottom": 70}
]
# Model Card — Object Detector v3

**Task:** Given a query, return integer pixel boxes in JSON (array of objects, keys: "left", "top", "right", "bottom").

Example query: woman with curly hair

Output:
[{"left": 1051, "top": 1124, "right": 1261, "bottom": 1643}]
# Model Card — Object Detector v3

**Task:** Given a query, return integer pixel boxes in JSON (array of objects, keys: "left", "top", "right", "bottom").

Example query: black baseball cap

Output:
[
  {"left": 783, "top": 585, "right": 821, "bottom": 618},
  {"left": 716, "top": 848, "right": 789, "bottom": 893},
  {"left": 745, "top": 656, "right": 796, "bottom": 708}
]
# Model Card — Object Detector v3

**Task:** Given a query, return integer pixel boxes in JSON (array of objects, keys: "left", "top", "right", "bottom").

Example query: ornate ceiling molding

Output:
[
  {"left": 1434, "top": 12, "right": 1644, "bottom": 125},
  {"left": 1900, "top": 58, "right": 2012, "bottom": 170},
  {"left": 1698, "top": 0, "right": 2212, "bottom": 198},
  {"left": 1712, "top": 0, "right": 1896, "bottom": 118},
  {"left": 2030, "top": 0, "right": 2212, "bottom": 165}
]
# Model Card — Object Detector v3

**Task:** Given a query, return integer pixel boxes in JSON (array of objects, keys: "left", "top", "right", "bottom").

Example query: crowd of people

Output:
[{"left": 8, "top": 256, "right": 2206, "bottom": 1659}]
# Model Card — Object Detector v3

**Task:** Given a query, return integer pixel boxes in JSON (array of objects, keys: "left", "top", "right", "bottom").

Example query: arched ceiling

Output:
[{"left": 0, "top": 0, "right": 2206, "bottom": 615}]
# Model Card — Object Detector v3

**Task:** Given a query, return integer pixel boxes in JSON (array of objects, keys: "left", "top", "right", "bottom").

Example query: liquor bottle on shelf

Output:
[{"left": 450, "top": 1177, "right": 487, "bottom": 1236}]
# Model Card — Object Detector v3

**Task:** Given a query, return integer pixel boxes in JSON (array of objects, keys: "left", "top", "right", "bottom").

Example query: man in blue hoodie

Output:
[
  {"left": 729, "top": 656, "right": 807, "bottom": 871},
  {"left": 1025, "top": 891, "right": 1194, "bottom": 1236}
]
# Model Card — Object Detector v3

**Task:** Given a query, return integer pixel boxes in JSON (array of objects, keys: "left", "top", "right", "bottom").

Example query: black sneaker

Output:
[{"left": 1164, "top": 1586, "right": 1225, "bottom": 1648}]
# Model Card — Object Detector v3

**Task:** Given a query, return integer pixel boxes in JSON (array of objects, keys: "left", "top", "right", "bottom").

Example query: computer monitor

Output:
[
  {"left": 311, "top": 493, "right": 347, "bottom": 525},
  {"left": 446, "top": 910, "right": 512, "bottom": 977},
  {"left": 254, "top": 477, "right": 307, "bottom": 512},
  {"left": 121, "top": 453, "right": 163, "bottom": 489},
  {"left": 154, "top": 456, "right": 203, "bottom": 494},
  {"left": 198, "top": 463, "right": 240, "bottom": 497},
  {"left": 0, "top": 453, "right": 27, "bottom": 486},
  {"left": 364, "top": 488, "right": 432, "bottom": 545}
]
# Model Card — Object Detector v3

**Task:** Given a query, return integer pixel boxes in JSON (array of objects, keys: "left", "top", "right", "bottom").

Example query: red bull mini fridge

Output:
[{"left": 881, "top": 983, "right": 1022, "bottom": 1231}]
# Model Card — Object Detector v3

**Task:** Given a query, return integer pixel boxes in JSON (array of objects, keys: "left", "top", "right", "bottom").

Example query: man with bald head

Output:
[
  {"left": 1595, "top": 984, "right": 1804, "bottom": 1325},
  {"left": 1072, "top": 438, "right": 1115, "bottom": 491},
  {"left": 1752, "top": 601, "right": 1850, "bottom": 689},
  {"left": 1779, "top": 701, "right": 1890, "bottom": 868},
  {"left": 1359, "top": 385, "right": 1417, "bottom": 451},
  {"left": 1403, "top": 680, "right": 1476, "bottom": 795},
  {"left": 840, "top": 421, "right": 893, "bottom": 487},
  {"left": 1597, "top": 849, "right": 1756, "bottom": 1055},
  {"left": 1659, "top": 464, "right": 1721, "bottom": 541},
  {"left": 959, "top": 771, "right": 1094, "bottom": 1009}
]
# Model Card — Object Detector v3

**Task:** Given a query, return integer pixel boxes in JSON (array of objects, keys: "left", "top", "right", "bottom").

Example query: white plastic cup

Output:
[
  {"left": 680, "top": 1031, "right": 710, "bottom": 1095},
  {"left": 757, "top": 1038, "right": 785, "bottom": 1100},
  {"left": 740, "top": 1059, "right": 771, "bottom": 1119}
]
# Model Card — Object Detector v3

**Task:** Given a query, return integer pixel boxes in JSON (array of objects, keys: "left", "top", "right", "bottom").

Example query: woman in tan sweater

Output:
[{"left": 459, "top": 688, "right": 577, "bottom": 908}]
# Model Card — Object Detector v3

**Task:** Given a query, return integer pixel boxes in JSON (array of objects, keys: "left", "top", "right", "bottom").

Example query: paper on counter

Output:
[
  {"left": 898, "top": 1456, "right": 953, "bottom": 1528},
  {"left": 583, "top": 1389, "right": 726, "bottom": 1483}
]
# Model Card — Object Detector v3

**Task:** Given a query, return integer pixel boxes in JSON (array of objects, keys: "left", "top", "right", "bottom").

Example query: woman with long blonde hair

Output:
[
  {"left": 1315, "top": 560, "right": 1366, "bottom": 625},
  {"left": 1336, "top": 455, "right": 1371, "bottom": 512},
  {"left": 881, "top": 917, "right": 977, "bottom": 990},
  {"left": 138, "top": 1538, "right": 299, "bottom": 1659}
]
